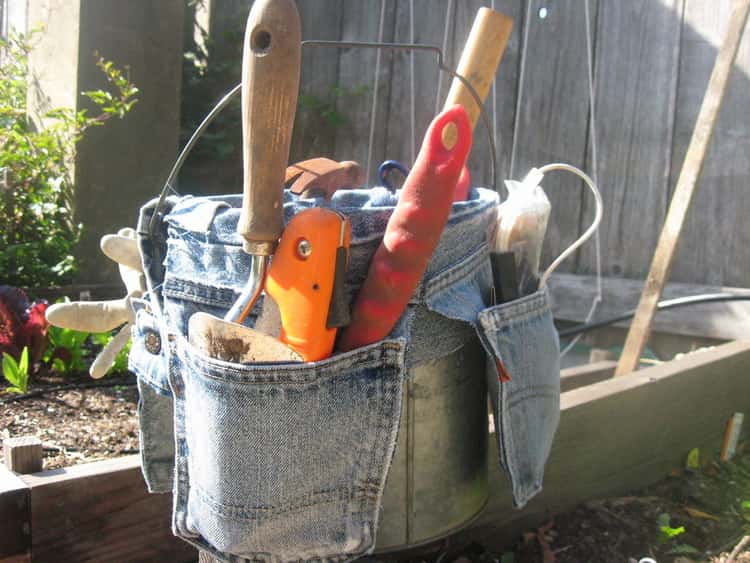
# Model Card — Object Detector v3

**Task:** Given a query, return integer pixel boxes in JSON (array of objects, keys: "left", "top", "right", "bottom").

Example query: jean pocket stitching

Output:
[
  {"left": 192, "top": 484, "right": 382, "bottom": 520},
  {"left": 182, "top": 338, "right": 405, "bottom": 383}
]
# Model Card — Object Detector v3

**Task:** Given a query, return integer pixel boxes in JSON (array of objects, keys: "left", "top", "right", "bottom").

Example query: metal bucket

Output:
[{"left": 376, "top": 333, "right": 488, "bottom": 551}]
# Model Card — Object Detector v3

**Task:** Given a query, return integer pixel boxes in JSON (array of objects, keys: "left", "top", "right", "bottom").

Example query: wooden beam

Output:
[
  {"left": 560, "top": 361, "right": 616, "bottom": 392},
  {"left": 0, "top": 466, "right": 31, "bottom": 563},
  {"left": 616, "top": 0, "right": 750, "bottom": 376},
  {"left": 548, "top": 273, "right": 750, "bottom": 341},
  {"left": 468, "top": 340, "right": 750, "bottom": 548},
  {"left": 19, "top": 456, "right": 195, "bottom": 563}
]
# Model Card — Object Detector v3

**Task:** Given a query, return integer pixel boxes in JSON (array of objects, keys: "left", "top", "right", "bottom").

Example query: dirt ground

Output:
[
  {"left": 1, "top": 371, "right": 139, "bottom": 469},
  {"left": 2, "top": 374, "right": 748, "bottom": 562}
]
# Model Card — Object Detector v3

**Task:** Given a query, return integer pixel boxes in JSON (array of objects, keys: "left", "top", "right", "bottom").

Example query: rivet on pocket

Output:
[{"left": 145, "top": 331, "right": 162, "bottom": 355}]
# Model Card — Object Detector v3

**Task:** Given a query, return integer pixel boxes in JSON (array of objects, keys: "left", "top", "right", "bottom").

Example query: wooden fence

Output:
[{"left": 186, "top": 0, "right": 749, "bottom": 288}]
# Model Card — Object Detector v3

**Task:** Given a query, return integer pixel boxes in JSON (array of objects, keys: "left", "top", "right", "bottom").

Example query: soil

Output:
[
  {"left": 1, "top": 370, "right": 139, "bottom": 469},
  {"left": 2, "top": 373, "right": 748, "bottom": 562}
]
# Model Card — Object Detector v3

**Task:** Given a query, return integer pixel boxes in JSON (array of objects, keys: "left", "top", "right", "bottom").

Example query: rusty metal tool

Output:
[
  {"left": 188, "top": 0, "right": 302, "bottom": 363},
  {"left": 285, "top": 158, "right": 364, "bottom": 199}
]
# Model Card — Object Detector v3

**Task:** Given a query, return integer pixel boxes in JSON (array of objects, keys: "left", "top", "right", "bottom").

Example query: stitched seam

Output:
[
  {"left": 193, "top": 485, "right": 379, "bottom": 520},
  {"left": 507, "top": 389, "right": 559, "bottom": 410},
  {"left": 181, "top": 340, "right": 405, "bottom": 382}
]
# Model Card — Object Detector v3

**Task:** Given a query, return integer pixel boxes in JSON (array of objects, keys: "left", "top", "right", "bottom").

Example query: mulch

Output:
[{"left": 1, "top": 371, "right": 139, "bottom": 469}]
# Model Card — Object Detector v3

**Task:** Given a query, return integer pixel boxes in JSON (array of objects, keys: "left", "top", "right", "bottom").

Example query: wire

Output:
[
  {"left": 558, "top": 293, "right": 750, "bottom": 338},
  {"left": 537, "top": 163, "right": 603, "bottom": 287}
]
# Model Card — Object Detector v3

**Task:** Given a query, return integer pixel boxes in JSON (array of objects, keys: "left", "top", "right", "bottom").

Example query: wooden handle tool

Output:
[
  {"left": 188, "top": 0, "right": 304, "bottom": 364},
  {"left": 238, "top": 0, "right": 301, "bottom": 256},
  {"left": 442, "top": 7, "right": 513, "bottom": 200},
  {"left": 443, "top": 7, "right": 513, "bottom": 130}
]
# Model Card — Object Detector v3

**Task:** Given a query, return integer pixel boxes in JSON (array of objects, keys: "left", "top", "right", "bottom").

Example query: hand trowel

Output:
[{"left": 188, "top": 0, "right": 302, "bottom": 364}]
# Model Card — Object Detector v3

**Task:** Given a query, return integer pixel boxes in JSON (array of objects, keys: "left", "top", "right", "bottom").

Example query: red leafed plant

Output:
[{"left": 0, "top": 286, "right": 49, "bottom": 366}]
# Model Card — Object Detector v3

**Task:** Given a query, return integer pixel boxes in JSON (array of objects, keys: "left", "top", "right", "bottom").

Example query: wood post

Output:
[
  {"left": 3, "top": 437, "right": 43, "bottom": 475},
  {"left": 615, "top": 0, "right": 750, "bottom": 376}
]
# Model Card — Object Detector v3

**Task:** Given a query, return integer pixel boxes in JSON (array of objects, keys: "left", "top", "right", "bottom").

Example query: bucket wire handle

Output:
[{"left": 147, "top": 40, "right": 498, "bottom": 239}]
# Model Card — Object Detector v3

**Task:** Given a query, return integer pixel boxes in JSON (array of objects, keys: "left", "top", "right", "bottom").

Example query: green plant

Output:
[
  {"left": 656, "top": 512, "right": 698, "bottom": 555},
  {"left": 44, "top": 324, "right": 89, "bottom": 375},
  {"left": 3, "top": 346, "right": 29, "bottom": 393},
  {"left": 0, "top": 30, "right": 138, "bottom": 288}
]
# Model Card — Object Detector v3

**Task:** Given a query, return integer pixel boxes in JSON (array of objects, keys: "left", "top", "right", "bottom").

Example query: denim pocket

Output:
[
  {"left": 477, "top": 288, "right": 560, "bottom": 508},
  {"left": 129, "top": 302, "right": 175, "bottom": 493},
  {"left": 170, "top": 335, "right": 406, "bottom": 561}
]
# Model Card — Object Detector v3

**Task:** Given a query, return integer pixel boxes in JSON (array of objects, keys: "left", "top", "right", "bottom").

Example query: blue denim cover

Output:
[
  {"left": 478, "top": 289, "right": 561, "bottom": 507},
  {"left": 128, "top": 186, "right": 560, "bottom": 561}
]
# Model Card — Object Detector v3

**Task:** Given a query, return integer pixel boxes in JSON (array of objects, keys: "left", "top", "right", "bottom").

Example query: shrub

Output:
[{"left": 0, "top": 30, "right": 138, "bottom": 288}]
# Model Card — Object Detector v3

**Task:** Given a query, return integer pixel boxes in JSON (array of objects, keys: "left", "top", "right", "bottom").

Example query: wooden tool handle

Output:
[
  {"left": 443, "top": 7, "right": 513, "bottom": 130},
  {"left": 237, "top": 0, "right": 301, "bottom": 255}
]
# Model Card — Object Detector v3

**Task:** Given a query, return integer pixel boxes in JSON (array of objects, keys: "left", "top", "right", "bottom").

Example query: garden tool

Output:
[
  {"left": 441, "top": 7, "right": 512, "bottom": 200},
  {"left": 338, "top": 105, "right": 472, "bottom": 352},
  {"left": 263, "top": 207, "right": 351, "bottom": 361},
  {"left": 45, "top": 227, "right": 146, "bottom": 378},
  {"left": 187, "top": 0, "right": 302, "bottom": 363},
  {"left": 286, "top": 158, "right": 364, "bottom": 199}
]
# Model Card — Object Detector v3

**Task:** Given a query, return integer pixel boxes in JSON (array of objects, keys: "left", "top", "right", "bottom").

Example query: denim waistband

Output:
[{"left": 159, "top": 187, "right": 499, "bottom": 304}]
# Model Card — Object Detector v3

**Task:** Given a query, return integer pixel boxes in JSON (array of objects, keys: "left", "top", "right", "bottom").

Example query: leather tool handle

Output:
[
  {"left": 442, "top": 7, "right": 512, "bottom": 131},
  {"left": 238, "top": 0, "right": 301, "bottom": 256}
]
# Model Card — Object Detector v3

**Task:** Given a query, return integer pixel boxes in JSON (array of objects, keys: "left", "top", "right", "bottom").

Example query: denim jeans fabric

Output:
[
  {"left": 128, "top": 186, "right": 560, "bottom": 560},
  {"left": 129, "top": 299, "right": 174, "bottom": 492},
  {"left": 171, "top": 335, "right": 406, "bottom": 561},
  {"left": 478, "top": 289, "right": 561, "bottom": 507}
]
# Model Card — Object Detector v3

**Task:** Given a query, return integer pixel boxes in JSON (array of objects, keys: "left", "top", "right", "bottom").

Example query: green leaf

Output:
[
  {"left": 669, "top": 543, "right": 699, "bottom": 555},
  {"left": 18, "top": 347, "right": 28, "bottom": 376},
  {"left": 660, "top": 525, "right": 686, "bottom": 539},
  {"left": 3, "top": 352, "right": 20, "bottom": 383}
]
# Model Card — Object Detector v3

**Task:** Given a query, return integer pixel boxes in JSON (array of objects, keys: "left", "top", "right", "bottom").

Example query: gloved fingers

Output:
[
  {"left": 89, "top": 323, "right": 132, "bottom": 379},
  {"left": 45, "top": 292, "right": 139, "bottom": 333}
]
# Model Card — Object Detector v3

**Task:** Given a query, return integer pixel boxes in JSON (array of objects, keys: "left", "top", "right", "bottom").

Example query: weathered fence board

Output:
[
  {"left": 578, "top": 0, "right": 683, "bottom": 279},
  {"left": 670, "top": 0, "right": 750, "bottom": 286}
]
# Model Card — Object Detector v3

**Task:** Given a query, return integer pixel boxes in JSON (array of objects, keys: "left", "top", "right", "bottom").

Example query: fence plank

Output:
[
  {"left": 576, "top": 0, "right": 683, "bottom": 280},
  {"left": 509, "top": 0, "right": 597, "bottom": 274},
  {"left": 670, "top": 0, "right": 750, "bottom": 287},
  {"left": 292, "top": 0, "right": 345, "bottom": 163}
]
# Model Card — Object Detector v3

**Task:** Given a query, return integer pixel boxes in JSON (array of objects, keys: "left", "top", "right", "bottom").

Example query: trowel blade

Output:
[{"left": 188, "top": 312, "right": 302, "bottom": 364}]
